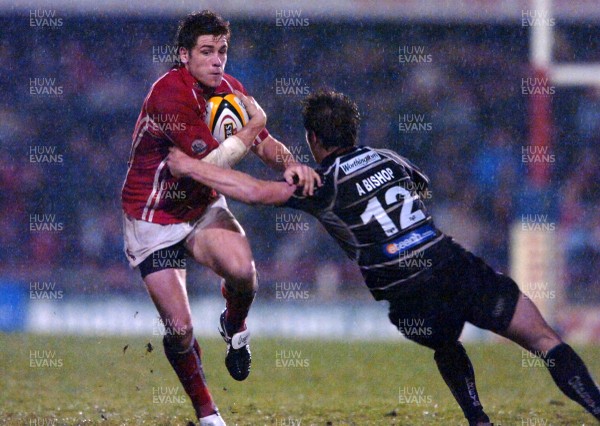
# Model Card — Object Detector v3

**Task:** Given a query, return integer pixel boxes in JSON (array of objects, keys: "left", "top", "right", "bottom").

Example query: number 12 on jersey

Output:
[{"left": 360, "top": 185, "right": 426, "bottom": 237}]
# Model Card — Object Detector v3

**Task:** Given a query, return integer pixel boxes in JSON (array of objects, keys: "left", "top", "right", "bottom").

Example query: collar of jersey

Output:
[
  {"left": 320, "top": 146, "right": 361, "bottom": 169},
  {"left": 177, "top": 65, "right": 211, "bottom": 96}
]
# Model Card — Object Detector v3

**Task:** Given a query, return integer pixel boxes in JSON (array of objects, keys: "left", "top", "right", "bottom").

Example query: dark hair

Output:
[
  {"left": 175, "top": 11, "right": 231, "bottom": 57},
  {"left": 301, "top": 89, "right": 360, "bottom": 149}
]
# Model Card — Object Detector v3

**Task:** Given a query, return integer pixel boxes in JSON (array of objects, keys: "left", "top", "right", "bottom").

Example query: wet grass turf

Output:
[{"left": 1, "top": 334, "right": 599, "bottom": 425}]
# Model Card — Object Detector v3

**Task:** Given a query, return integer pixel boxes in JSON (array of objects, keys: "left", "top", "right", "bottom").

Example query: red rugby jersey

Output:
[{"left": 121, "top": 66, "right": 269, "bottom": 224}]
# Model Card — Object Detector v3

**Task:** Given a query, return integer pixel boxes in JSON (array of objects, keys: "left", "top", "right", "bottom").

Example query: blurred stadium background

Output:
[{"left": 1, "top": 0, "right": 600, "bottom": 344}]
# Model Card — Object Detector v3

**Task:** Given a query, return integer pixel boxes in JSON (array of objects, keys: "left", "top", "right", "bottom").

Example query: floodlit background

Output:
[{"left": 1, "top": 0, "right": 600, "bottom": 342}]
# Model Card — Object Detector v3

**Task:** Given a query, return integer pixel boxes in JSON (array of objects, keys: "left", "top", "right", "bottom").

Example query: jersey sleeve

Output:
[
  {"left": 224, "top": 75, "right": 270, "bottom": 146},
  {"left": 146, "top": 84, "right": 220, "bottom": 159},
  {"left": 402, "top": 157, "right": 429, "bottom": 189}
]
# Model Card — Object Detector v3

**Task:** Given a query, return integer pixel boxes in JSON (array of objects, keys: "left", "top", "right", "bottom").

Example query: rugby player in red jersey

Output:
[
  {"left": 121, "top": 11, "right": 317, "bottom": 426},
  {"left": 167, "top": 90, "right": 600, "bottom": 425}
]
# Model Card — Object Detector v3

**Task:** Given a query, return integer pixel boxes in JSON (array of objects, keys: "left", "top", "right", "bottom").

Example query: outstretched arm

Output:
[
  {"left": 252, "top": 135, "right": 322, "bottom": 196},
  {"left": 167, "top": 147, "right": 296, "bottom": 206}
]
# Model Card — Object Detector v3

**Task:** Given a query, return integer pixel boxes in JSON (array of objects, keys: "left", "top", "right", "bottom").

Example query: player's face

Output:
[{"left": 181, "top": 35, "right": 228, "bottom": 89}]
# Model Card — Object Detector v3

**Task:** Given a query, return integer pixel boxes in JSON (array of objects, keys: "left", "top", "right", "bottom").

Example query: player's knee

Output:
[
  {"left": 527, "top": 328, "right": 562, "bottom": 353},
  {"left": 224, "top": 258, "right": 257, "bottom": 291},
  {"left": 163, "top": 320, "right": 194, "bottom": 350},
  {"left": 433, "top": 341, "right": 466, "bottom": 364}
]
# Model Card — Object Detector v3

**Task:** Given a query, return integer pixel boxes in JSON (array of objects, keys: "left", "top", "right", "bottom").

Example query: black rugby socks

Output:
[
  {"left": 434, "top": 341, "right": 491, "bottom": 424},
  {"left": 543, "top": 343, "right": 600, "bottom": 420}
]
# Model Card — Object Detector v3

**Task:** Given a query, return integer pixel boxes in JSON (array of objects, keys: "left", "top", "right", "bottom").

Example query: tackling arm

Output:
[
  {"left": 252, "top": 134, "right": 322, "bottom": 196},
  {"left": 167, "top": 147, "right": 296, "bottom": 206}
]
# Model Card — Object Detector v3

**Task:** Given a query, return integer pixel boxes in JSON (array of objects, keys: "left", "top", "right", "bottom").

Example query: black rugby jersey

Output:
[{"left": 282, "top": 146, "right": 453, "bottom": 300}]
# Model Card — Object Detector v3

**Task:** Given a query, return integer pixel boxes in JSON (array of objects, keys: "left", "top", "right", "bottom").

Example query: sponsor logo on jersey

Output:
[
  {"left": 340, "top": 151, "right": 381, "bottom": 175},
  {"left": 383, "top": 224, "right": 436, "bottom": 257},
  {"left": 191, "top": 139, "right": 208, "bottom": 155}
]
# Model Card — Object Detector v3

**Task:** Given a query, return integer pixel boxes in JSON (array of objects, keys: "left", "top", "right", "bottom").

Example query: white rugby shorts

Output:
[{"left": 123, "top": 195, "right": 234, "bottom": 267}]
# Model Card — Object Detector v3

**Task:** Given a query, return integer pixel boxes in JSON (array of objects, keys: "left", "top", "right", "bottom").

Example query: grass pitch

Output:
[{"left": 1, "top": 334, "right": 599, "bottom": 425}]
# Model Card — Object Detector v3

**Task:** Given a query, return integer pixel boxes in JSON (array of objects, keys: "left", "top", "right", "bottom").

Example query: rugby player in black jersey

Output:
[{"left": 167, "top": 89, "right": 600, "bottom": 425}]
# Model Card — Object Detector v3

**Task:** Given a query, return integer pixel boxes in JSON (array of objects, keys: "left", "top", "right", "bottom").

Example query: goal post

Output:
[{"left": 510, "top": 0, "right": 600, "bottom": 329}]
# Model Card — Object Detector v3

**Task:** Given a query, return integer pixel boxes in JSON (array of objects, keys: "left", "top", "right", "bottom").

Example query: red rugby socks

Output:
[
  {"left": 163, "top": 337, "right": 217, "bottom": 419},
  {"left": 221, "top": 283, "right": 255, "bottom": 335}
]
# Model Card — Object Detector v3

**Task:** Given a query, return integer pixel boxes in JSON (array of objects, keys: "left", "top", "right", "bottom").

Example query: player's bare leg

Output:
[
  {"left": 186, "top": 215, "right": 257, "bottom": 381},
  {"left": 144, "top": 268, "right": 222, "bottom": 424},
  {"left": 498, "top": 292, "right": 561, "bottom": 352},
  {"left": 499, "top": 292, "right": 600, "bottom": 420}
]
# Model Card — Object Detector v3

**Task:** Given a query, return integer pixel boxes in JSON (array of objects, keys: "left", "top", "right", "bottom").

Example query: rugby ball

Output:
[{"left": 205, "top": 93, "right": 249, "bottom": 143}]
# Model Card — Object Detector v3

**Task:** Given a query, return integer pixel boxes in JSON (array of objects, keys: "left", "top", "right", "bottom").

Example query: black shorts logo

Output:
[{"left": 492, "top": 296, "right": 506, "bottom": 318}]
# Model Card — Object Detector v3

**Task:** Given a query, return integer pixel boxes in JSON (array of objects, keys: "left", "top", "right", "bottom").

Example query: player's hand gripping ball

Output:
[{"left": 205, "top": 94, "right": 249, "bottom": 143}]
